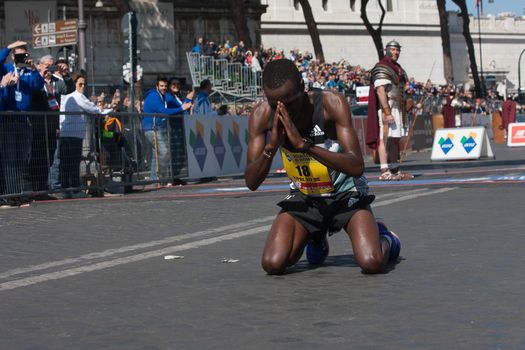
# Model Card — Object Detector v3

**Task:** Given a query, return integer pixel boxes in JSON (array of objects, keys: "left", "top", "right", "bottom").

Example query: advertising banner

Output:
[
  {"left": 184, "top": 115, "right": 283, "bottom": 179},
  {"left": 356, "top": 86, "right": 369, "bottom": 105},
  {"left": 431, "top": 127, "right": 494, "bottom": 161},
  {"left": 507, "top": 123, "right": 525, "bottom": 147}
]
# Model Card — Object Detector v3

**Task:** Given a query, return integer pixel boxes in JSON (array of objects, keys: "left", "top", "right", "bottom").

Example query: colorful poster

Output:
[
  {"left": 431, "top": 127, "right": 494, "bottom": 161},
  {"left": 184, "top": 115, "right": 283, "bottom": 179},
  {"left": 507, "top": 123, "right": 525, "bottom": 147}
]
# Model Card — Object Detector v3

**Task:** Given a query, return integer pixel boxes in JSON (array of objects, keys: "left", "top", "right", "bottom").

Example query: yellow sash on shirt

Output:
[{"left": 281, "top": 147, "right": 334, "bottom": 195}]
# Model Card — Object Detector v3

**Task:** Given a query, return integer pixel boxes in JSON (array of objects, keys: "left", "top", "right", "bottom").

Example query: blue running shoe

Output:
[
  {"left": 306, "top": 236, "right": 329, "bottom": 265},
  {"left": 377, "top": 221, "right": 401, "bottom": 262}
]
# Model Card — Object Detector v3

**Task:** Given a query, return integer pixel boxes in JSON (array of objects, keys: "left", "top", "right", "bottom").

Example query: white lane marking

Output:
[
  {"left": 372, "top": 187, "right": 456, "bottom": 207},
  {"left": 0, "top": 226, "right": 271, "bottom": 291},
  {"left": 0, "top": 187, "right": 457, "bottom": 291},
  {"left": 374, "top": 187, "right": 432, "bottom": 200},
  {"left": 214, "top": 187, "right": 250, "bottom": 191},
  {"left": 0, "top": 188, "right": 430, "bottom": 280},
  {"left": 0, "top": 215, "right": 276, "bottom": 279}
]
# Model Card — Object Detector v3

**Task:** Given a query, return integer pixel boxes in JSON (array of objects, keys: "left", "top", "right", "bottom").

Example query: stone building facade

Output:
[
  {"left": 0, "top": 0, "right": 266, "bottom": 87},
  {"left": 260, "top": 0, "right": 525, "bottom": 90},
  {"left": 1, "top": 0, "right": 524, "bottom": 91}
]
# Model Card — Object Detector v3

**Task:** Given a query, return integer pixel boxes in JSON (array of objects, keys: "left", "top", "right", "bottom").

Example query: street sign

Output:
[{"left": 32, "top": 19, "right": 78, "bottom": 49}]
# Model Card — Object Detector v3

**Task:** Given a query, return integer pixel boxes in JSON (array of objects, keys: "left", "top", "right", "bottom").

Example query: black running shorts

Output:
[{"left": 277, "top": 190, "right": 375, "bottom": 240}]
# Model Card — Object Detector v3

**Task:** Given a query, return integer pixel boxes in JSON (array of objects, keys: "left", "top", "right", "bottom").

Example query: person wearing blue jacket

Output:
[
  {"left": 143, "top": 77, "right": 187, "bottom": 182},
  {"left": 0, "top": 41, "right": 44, "bottom": 200},
  {"left": 2, "top": 42, "right": 45, "bottom": 111},
  {"left": 193, "top": 79, "right": 215, "bottom": 116},
  {"left": 165, "top": 78, "right": 193, "bottom": 114},
  {"left": 0, "top": 70, "right": 14, "bottom": 108}
]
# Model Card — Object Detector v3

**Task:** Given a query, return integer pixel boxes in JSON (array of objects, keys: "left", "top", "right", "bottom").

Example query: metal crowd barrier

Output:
[
  {"left": 213, "top": 59, "right": 229, "bottom": 87},
  {"left": 1, "top": 101, "right": 495, "bottom": 202},
  {"left": 0, "top": 111, "right": 188, "bottom": 201},
  {"left": 186, "top": 52, "right": 262, "bottom": 100}
]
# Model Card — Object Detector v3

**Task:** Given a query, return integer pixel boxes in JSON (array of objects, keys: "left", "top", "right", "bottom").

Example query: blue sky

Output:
[{"left": 448, "top": 0, "right": 525, "bottom": 16}]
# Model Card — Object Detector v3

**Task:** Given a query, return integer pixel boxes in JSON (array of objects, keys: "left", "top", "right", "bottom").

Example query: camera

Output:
[
  {"left": 14, "top": 53, "right": 28, "bottom": 64},
  {"left": 47, "top": 65, "right": 59, "bottom": 73},
  {"left": 14, "top": 53, "right": 30, "bottom": 68}
]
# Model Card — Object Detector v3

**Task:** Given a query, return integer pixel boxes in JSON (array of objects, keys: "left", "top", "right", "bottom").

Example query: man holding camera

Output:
[
  {"left": 0, "top": 41, "right": 45, "bottom": 199},
  {"left": 32, "top": 55, "right": 68, "bottom": 110},
  {"left": 2, "top": 42, "right": 45, "bottom": 110}
]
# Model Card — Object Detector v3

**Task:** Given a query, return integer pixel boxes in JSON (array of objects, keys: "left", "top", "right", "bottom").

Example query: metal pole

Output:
[
  {"left": 89, "top": 14, "right": 95, "bottom": 96},
  {"left": 519, "top": 48, "right": 525, "bottom": 96},
  {"left": 128, "top": 12, "right": 135, "bottom": 113},
  {"left": 477, "top": 0, "right": 484, "bottom": 97},
  {"left": 63, "top": 6, "right": 67, "bottom": 60},
  {"left": 48, "top": 10, "right": 52, "bottom": 55},
  {"left": 78, "top": 0, "right": 87, "bottom": 71},
  {"left": 153, "top": 128, "right": 159, "bottom": 187}
]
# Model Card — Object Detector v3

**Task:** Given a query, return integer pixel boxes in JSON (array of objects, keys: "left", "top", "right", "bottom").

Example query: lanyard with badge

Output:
[
  {"left": 45, "top": 80, "right": 59, "bottom": 111},
  {"left": 13, "top": 64, "right": 23, "bottom": 103}
]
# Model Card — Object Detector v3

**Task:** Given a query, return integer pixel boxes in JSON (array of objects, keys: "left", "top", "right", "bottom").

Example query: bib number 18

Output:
[{"left": 295, "top": 165, "right": 311, "bottom": 177}]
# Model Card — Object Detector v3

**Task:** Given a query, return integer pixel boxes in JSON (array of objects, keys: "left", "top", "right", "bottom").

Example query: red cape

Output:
[
  {"left": 443, "top": 96, "right": 455, "bottom": 128},
  {"left": 502, "top": 99, "right": 517, "bottom": 129}
]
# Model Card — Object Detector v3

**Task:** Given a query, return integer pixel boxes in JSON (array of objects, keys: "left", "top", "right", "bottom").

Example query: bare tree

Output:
[
  {"left": 229, "top": 0, "right": 253, "bottom": 49},
  {"left": 437, "top": 0, "right": 454, "bottom": 84},
  {"left": 297, "top": 0, "right": 325, "bottom": 63},
  {"left": 360, "top": 0, "right": 387, "bottom": 60},
  {"left": 451, "top": 0, "right": 482, "bottom": 97}
]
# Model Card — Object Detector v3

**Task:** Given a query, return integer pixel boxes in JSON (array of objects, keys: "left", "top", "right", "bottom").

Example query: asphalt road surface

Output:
[{"left": 1, "top": 145, "right": 524, "bottom": 350}]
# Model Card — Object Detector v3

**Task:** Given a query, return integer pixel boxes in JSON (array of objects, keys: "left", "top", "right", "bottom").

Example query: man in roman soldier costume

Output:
[{"left": 366, "top": 40, "right": 414, "bottom": 181}]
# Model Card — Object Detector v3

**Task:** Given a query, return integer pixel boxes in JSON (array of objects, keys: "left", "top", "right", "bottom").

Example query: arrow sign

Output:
[
  {"left": 32, "top": 19, "right": 79, "bottom": 49},
  {"left": 33, "top": 23, "right": 41, "bottom": 35}
]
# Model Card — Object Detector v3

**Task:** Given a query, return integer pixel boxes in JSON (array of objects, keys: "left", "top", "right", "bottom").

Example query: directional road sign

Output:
[{"left": 33, "top": 19, "right": 78, "bottom": 49}]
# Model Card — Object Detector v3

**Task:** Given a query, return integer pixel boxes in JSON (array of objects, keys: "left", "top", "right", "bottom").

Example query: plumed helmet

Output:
[
  {"left": 385, "top": 40, "right": 401, "bottom": 58},
  {"left": 385, "top": 40, "right": 402, "bottom": 50}
]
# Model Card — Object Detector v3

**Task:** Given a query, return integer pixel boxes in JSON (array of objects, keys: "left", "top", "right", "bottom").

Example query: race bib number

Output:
[{"left": 281, "top": 147, "right": 334, "bottom": 195}]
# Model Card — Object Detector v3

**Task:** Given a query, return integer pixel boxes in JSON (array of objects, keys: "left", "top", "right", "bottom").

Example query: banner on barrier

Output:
[
  {"left": 356, "top": 86, "right": 370, "bottom": 105},
  {"left": 507, "top": 123, "right": 525, "bottom": 147},
  {"left": 184, "top": 115, "right": 283, "bottom": 179},
  {"left": 430, "top": 127, "right": 494, "bottom": 161}
]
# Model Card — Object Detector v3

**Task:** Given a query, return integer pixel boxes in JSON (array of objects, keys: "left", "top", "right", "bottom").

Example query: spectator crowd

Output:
[
  {"left": 0, "top": 37, "right": 522, "bottom": 206},
  {"left": 190, "top": 36, "right": 523, "bottom": 117}
]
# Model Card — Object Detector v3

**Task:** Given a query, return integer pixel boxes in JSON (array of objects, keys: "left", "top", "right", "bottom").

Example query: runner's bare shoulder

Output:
[{"left": 320, "top": 90, "right": 352, "bottom": 123}]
